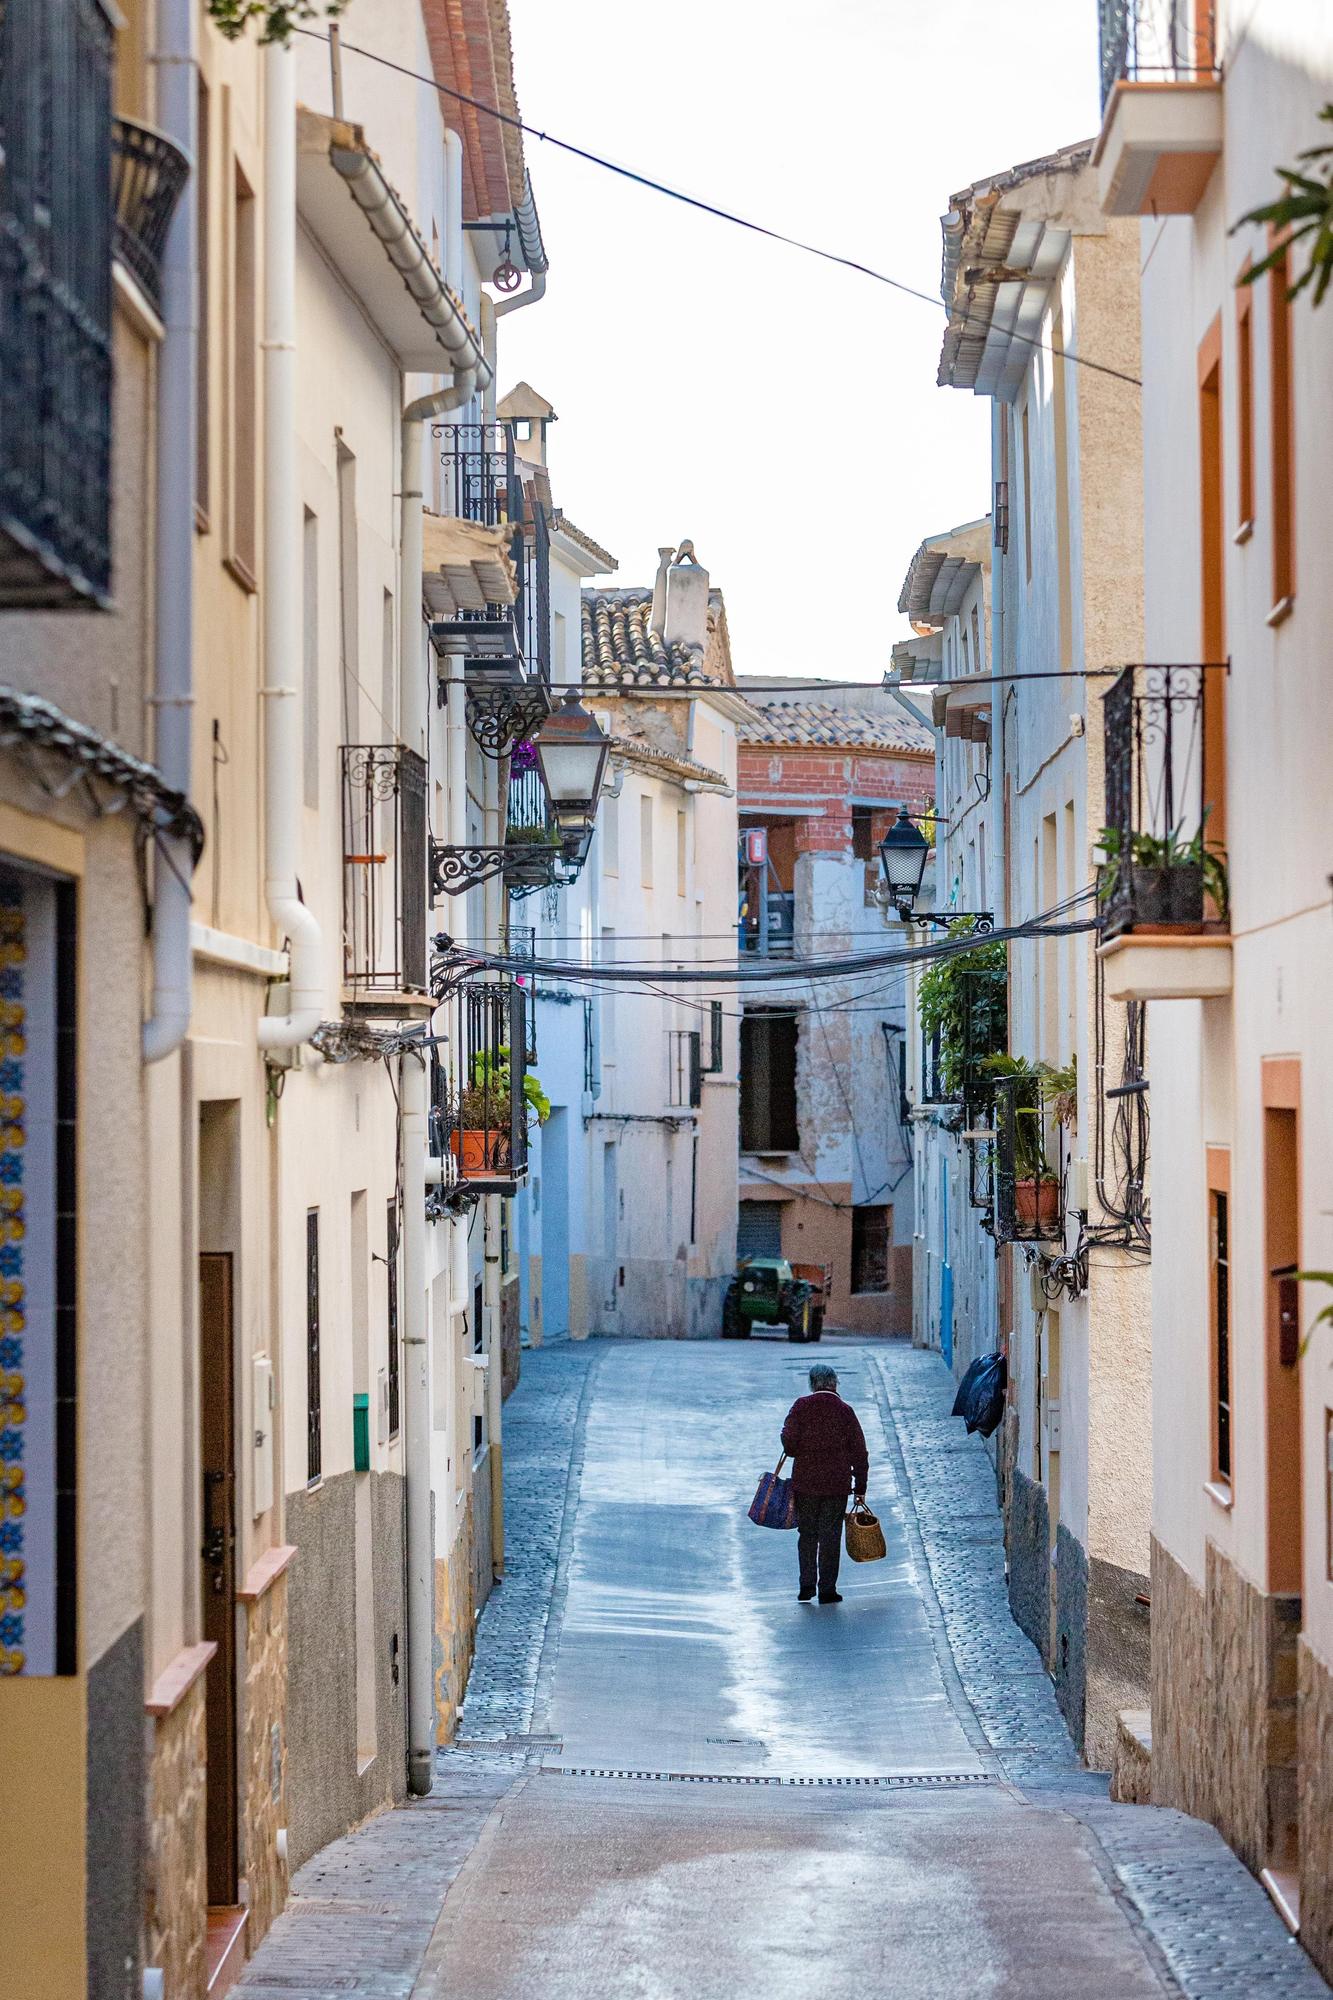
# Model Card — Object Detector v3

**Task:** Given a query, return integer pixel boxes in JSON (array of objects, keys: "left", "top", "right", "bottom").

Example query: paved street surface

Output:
[{"left": 239, "top": 1337, "right": 1328, "bottom": 1999}]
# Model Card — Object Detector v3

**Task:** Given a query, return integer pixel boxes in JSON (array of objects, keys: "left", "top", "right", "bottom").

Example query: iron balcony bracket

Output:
[
  {"left": 433, "top": 673, "right": 552, "bottom": 760},
  {"left": 430, "top": 839, "right": 572, "bottom": 898},
  {"left": 902, "top": 909, "right": 995, "bottom": 935}
]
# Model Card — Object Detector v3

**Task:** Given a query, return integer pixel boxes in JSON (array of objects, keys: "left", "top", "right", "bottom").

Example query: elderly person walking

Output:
[{"left": 781, "top": 1362, "right": 869, "bottom": 1604}]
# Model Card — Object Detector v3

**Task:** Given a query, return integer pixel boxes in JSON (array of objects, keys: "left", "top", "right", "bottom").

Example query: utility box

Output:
[
  {"left": 353, "top": 1391, "right": 370, "bottom": 1472},
  {"left": 253, "top": 1354, "right": 274, "bottom": 1517}
]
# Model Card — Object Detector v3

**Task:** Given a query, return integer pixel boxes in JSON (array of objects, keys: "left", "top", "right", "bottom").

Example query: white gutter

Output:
[
  {"left": 494, "top": 268, "right": 546, "bottom": 319},
  {"left": 143, "top": 0, "right": 197, "bottom": 1062},
  {"left": 258, "top": 42, "right": 323, "bottom": 1051},
  {"left": 401, "top": 366, "right": 477, "bottom": 1798},
  {"left": 330, "top": 141, "right": 491, "bottom": 388}
]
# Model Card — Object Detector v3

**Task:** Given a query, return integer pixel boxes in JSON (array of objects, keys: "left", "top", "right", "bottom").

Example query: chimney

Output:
[
  {"left": 650, "top": 546, "right": 674, "bottom": 636},
  {"left": 662, "top": 541, "right": 710, "bottom": 657}
]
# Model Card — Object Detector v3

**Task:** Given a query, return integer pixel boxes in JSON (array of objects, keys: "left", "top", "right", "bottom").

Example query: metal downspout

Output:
[{"left": 143, "top": 0, "right": 197, "bottom": 1062}]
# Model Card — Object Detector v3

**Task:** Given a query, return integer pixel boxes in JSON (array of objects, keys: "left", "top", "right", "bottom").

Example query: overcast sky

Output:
[{"left": 497, "top": 0, "right": 1101, "bottom": 683}]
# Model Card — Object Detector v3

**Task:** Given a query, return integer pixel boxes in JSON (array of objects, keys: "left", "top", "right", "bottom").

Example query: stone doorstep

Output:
[
  {"left": 205, "top": 1906, "right": 248, "bottom": 1997},
  {"left": 1260, "top": 1866, "right": 1301, "bottom": 1937}
]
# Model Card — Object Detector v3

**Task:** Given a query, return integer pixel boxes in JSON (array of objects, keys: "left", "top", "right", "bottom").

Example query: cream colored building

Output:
[
  {"left": 1092, "top": 0, "right": 1333, "bottom": 1970},
  {"left": 927, "top": 143, "right": 1153, "bottom": 1768},
  {"left": 0, "top": 6, "right": 194, "bottom": 1990},
  {"left": 86, "top": 0, "right": 551, "bottom": 1991}
]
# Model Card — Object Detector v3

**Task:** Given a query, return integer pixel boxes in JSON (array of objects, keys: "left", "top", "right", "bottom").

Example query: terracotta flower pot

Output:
[
  {"left": 450, "top": 1128, "right": 511, "bottom": 1177},
  {"left": 1014, "top": 1177, "right": 1061, "bottom": 1235}
]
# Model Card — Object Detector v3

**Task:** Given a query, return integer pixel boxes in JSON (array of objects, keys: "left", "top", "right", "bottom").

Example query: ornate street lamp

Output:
[
  {"left": 878, "top": 808, "right": 994, "bottom": 933},
  {"left": 878, "top": 808, "right": 930, "bottom": 914},
  {"left": 534, "top": 691, "right": 610, "bottom": 833}
]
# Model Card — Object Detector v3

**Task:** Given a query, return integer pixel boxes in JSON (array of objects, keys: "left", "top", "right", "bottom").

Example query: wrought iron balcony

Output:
[
  {"left": 0, "top": 0, "right": 115, "bottom": 608},
  {"left": 426, "top": 972, "right": 531, "bottom": 1209},
  {"left": 1100, "top": 665, "right": 1227, "bottom": 942},
  {"left": 111, "top": 115, "right": 188, "bottom": 313},
  {"left": 341, "top": 745, "right": 428, "bottom": 1001},
  {"left": 430, "top": 744, "right": 594, "bottom": 899},
  {"left": 1098, "top": 0, "right": 1217, "bottom": 110},
  {"left": 430, "top": 422, "right": 551, "bottom": 688},
  {"left": 992, "top": 1070, "right": 1066, "bottom": 1247}
]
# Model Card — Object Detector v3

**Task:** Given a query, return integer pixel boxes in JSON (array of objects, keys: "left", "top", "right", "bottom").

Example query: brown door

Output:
[{"left": 200, "top": 1252, "right": 238, "bottom": 1905}]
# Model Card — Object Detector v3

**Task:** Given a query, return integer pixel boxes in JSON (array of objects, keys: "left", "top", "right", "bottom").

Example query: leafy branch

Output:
[
  {"left": 206, "top": 0, "right": 347, "bottom": 45},
  {"left": 1234, "top": 104, "right": 1333, "bottom": 307}
]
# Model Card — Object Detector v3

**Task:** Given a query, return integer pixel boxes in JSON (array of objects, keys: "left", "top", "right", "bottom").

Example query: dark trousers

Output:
[{"left": 796, "top": 1492, "right": 844, "bottom": 1597}]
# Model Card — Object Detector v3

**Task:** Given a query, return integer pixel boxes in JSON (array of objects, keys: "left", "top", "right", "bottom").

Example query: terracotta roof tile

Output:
[
  {"left": 736, "top": 699, "right": 933, "bottom": 755},
  {"left": 580, "top": 590, "right": 716, "bottom": 687}
]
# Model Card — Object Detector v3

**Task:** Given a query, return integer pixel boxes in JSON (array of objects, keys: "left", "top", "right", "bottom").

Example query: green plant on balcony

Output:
[
  {"left": 917, "top": 925, "right": 1007, "bottom": 1103},
  {"left": 979, "top": 1056, "right": 1054, "bottom": 1184},
  {"left": 505, "top": 821, "right": 562, "bottom": 848},
  {"left": 1097, "top": 818, "right": 1229, "bottom": 926}
]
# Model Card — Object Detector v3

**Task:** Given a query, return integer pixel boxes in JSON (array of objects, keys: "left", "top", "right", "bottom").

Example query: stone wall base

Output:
[
  {"left": 1007, "top": 1464, "right": 1049, "bottom": 1663},
  {"left": 1110, "top": 1707, "right": 1152, "bottom": 1805},
  {"left": 241, "top": 1575, "right": 289, "bottom": 1946},
  {"left": 1151, "top": 1534, "right": 1305, "bottom": 1882},
  {"left": 146, "top": 1676, "right": 208, "bottom": 2000},
  {"left": 1085, "top": 1552, "right": 1151, "bottom": 1773},
  {"left": 1299, "top": 1637, "right": 1333, "bottom": 1983}
]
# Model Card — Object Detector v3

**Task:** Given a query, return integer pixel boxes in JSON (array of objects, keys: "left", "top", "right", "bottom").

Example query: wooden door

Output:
[{"left": 200, "top": 1251, "right": 238, "bottom": 1905}]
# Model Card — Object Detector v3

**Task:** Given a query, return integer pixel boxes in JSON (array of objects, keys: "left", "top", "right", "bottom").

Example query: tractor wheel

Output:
[
  {"left": 787, "top": 1295, "right": 811, "bottom": 1343},
  {"left": 721, "top": 1288, "right": 746, "bottom": 1339},
  {"left": 808, "top": 1309, "right": 824, "bottom": 1344}
]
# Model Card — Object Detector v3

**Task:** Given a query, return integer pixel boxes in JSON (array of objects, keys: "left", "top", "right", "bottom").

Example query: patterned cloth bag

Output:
[{"left": 748, "top": 1453, "right": 797, "bottom": 1530}]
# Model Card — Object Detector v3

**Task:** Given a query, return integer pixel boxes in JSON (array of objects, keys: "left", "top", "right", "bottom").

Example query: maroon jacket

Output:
[{"left": 781, "top": 1391, "right": 869, "bottom": 1498}]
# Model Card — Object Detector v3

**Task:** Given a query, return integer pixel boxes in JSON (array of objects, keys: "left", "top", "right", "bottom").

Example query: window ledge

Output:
[
  {"left": 1204, "top": 1478, "right": 1233, "bottom": 1511},
  {"left": 224, "top": 550, "right": 259, "bottom": 596},
  {"left": 1267, "top": 594, "right": 1295, "bottom": 629}
]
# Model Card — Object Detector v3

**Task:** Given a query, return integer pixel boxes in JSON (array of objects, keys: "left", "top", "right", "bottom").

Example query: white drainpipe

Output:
[
  {"left": 257, "top": 40, "right": 323, "bottom": 1050},
  {"left": 143, "top": 0, "right": 197, "bottom": 1062}
]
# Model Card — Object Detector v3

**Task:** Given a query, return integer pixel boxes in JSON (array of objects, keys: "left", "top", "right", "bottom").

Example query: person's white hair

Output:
[{"left": 808, "top": 1363, "right": 838, "bottom": 1391}]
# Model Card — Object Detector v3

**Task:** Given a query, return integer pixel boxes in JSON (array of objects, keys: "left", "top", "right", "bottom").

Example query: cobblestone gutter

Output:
[{"left": 871, "top": 1343, "right": 1328, "bottom": 1999}]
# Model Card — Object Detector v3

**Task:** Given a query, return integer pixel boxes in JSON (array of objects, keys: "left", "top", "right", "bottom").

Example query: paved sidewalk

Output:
[{"left": 238, "top": 1338, "right": 1328, "bottom": 1999}]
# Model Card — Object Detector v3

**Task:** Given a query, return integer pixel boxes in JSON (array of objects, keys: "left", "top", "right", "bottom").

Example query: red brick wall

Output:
[{"left": 738, "top": 745, "right": 934, "bottom": 827}]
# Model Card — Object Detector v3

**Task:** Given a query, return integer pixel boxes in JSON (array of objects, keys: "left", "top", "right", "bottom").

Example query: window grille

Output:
[{"left": 668, "top": 1029, "right": 702, "bottom": 1109}]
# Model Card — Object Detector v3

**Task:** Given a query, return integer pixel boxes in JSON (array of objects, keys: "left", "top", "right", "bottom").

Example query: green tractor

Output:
[{"left": 721, "top": 1256, "right": 829, "bottom": 1343}]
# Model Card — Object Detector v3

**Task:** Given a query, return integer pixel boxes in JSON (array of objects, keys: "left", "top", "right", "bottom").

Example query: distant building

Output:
[
  {"left": 734, "top": 684, "right": 933, "bottom": 1332},
  {"left": 510, "top": 513, "right": 745, "bottom": 1343}
]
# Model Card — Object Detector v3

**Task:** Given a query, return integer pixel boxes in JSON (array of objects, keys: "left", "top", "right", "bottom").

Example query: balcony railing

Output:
[
  {"left": 1098, "top": 0, "right": 1218, "bottom": 109},
  {"left": 428, "top": 977, "right": 531, "bottom": 1202},
  {"left": 111, "top": 115, "right": 188, "bottom": 313},
  {"left": 432, "top": 422, "right": 551, "bottom": 682},
  {"left": 0, "top": 0, "right": 115, "bottom": 608},
  {"left": 1100, "top": 664, "right": 1225, "bottom": 940},
  {"left": 992, "top": 1071, "right": 1066, "bottom": 1246},
  {"left": 341, "top": 745, "right": 428, "bottom": 996}
]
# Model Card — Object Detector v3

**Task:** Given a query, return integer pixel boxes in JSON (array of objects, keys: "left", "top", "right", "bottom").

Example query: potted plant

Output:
[
  {"left": 452, "top": 1048, "right": 550, "bottom": 1178},
  {"left": 982, "top": 1054, "right": 1060, "bottom": 1235},
  {"left": 1097, "top": 818, "right": 1229, "bottom": 935}
]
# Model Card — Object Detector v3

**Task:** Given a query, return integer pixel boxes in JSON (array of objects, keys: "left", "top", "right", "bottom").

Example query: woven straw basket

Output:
[{"left": 844, "top": 1500, "right": 887, "bottom": 1563}]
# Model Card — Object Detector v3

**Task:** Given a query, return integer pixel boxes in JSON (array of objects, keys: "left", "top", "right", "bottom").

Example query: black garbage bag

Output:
[{"left": 951, "top": 1351, "right": 1007, "bottom": 1438}]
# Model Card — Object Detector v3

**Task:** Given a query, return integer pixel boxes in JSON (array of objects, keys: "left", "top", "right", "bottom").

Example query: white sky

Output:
[{"left": 498, "top": 0, "right": 1101, "bottom": 683}]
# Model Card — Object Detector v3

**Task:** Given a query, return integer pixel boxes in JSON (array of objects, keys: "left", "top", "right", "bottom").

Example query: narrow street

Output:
[{"left": 238, "top": 1338, "right": 1325, "bottom": 2000}]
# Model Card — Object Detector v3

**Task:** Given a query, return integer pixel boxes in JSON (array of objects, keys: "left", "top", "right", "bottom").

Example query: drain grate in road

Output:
[{"left": 540, "top": 1766, "right": 997, "bottom": 1789}]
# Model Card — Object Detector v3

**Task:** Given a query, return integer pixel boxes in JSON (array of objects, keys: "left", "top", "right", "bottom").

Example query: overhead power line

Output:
[
  {"left": 294, "top": 27, "right": 1142, "bottom": 391},
  {"left": 438, "top": 889, "right": 1099, "bottom": 991}
]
